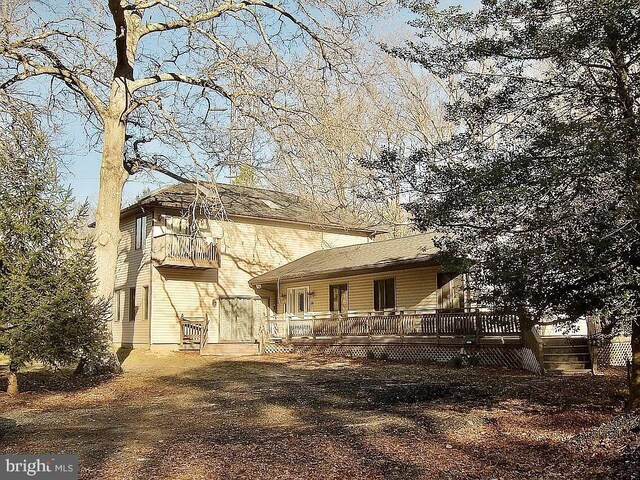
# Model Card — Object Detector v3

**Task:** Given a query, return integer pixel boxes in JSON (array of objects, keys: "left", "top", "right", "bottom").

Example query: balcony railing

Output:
[
  {"left": 268, "top": 308, "right": 521, "bottom": 341},
  {"left": 152, "top": 233, "right": 219, "bottom": 269}
]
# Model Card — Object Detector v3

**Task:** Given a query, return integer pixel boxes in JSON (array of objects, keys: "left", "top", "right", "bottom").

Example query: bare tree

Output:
[
  {"left": 266, "top": 53, "right": 453, "bottom": 236},
  {"left": 0, "top": 0, "right": 379, "bottom": 301}
]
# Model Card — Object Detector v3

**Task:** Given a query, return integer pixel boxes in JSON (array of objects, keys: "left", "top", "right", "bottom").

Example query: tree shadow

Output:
[
  {"left": 0, "top": 356, "right": 632, "bottom": 479},
  {"left": 116, "top": 347, "right": 133, "bottom": 364},
  {"left": 0, "top": 367, "right": 116, "bottom": 394}
]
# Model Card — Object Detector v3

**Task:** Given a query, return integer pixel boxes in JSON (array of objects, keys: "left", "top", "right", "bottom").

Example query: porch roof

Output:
[{"left": 249, "top": 233, "right": 441, "bottom": 286}]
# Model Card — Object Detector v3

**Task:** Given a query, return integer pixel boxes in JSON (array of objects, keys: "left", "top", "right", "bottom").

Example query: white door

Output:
[
  {"left": 286, "top": 287, "right": 309, "bottom": 318},
  {"left": 219, "top": 297, "right": 265, "bottom": 342}
]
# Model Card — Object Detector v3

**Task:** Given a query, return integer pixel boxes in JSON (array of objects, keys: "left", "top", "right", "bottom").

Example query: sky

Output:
[{"left": 57, "top": 0, "right": 480, "bottom": 209}]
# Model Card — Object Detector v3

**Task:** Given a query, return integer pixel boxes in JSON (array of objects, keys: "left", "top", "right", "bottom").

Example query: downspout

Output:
[{"left": 148, "top": 207, "right": 154, "bottom": 349}]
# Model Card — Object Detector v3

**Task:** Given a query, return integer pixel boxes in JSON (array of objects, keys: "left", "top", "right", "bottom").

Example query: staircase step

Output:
[
  {"left": 544, "top": 361, "right": 591, "bottom": 371},
  {"left": 542, "top": 337, "right": 589, "bottom": 347},
  {"left": 543, "top": 353, "right": 591, "bottom": 362},
  {"left": 546, "top": 369, "right": 593, "bottom": 375},
  {"left": 201, "top": 343, "right": 260, "bottom": 356},
  {"left": 543, "top": 345, "right": 590, "bottom": 354}
]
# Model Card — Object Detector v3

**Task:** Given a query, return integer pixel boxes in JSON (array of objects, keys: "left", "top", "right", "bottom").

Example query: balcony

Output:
[{"left": 152, "top": 233, "right": 219, "bottom": 269}]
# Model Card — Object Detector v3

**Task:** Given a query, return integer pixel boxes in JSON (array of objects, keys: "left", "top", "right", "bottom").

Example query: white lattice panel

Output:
[
  {"left": 263, "top": 343, "right": 294, "bottom": 354},
  {"left": 263, "top": 342, "right": 541, "bottom": 373},
  {"left": 596, "top": 341, "right": 633, "bottom": 367}
]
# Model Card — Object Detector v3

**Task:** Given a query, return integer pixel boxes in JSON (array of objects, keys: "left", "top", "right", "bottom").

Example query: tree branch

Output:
[{"left": 130, "top": 72, "right": 232, "bottom": 99}]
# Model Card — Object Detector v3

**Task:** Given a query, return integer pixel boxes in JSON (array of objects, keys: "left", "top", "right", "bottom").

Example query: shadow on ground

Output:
[{"left": 0, "top": 353, "right": 634, "bottom": 480}]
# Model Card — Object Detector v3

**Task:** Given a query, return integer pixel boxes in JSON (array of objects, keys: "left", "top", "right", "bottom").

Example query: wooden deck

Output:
[{"left": 268, "top": 309, "right": 523, "bottom": 345}]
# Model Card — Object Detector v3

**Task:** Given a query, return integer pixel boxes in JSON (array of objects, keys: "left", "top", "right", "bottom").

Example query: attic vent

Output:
[{"left": 261, "top": 199, "right": 282, "bottom": 210}]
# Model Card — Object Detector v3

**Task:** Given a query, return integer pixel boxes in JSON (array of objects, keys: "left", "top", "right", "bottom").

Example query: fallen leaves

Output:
[{"left": 0, "top": 352, "right": 636, "bottom": 479}]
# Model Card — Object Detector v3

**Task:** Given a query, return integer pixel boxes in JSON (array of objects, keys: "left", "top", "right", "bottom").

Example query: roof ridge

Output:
[
  {"left": 319, "top": 232, "right": 436, "bottom": 254},
  {"left": 217, "top": 182, "right": 302, "bottom": 199},
  {"left": 132, "top": 181, "right": 302, "bottom": 207}
]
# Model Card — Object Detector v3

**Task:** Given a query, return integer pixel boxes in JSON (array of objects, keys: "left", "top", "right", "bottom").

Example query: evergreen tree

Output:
[
  {"left": 378, "top": 0, "right": 640, "bottom": 408},
  {"left": 0, "top": 112, "right": 109, "bottom": 394}
]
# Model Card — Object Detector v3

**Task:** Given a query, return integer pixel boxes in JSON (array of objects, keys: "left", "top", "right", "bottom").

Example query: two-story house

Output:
[{"left": 110, "top": 182, "right": 377, "bottom": 354}]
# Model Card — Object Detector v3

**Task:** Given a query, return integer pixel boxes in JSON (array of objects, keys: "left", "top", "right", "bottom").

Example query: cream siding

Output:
[
  {"left": 112, "top": 211, "right": 153, "bottom": 347},
  {"left": 150, "top": 210, "right": 371, "bottom": 345},
  {"left": 277, "top": 266, "right": 440, "bottom": 314}
]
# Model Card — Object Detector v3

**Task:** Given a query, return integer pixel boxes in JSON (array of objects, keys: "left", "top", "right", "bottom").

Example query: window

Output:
[
  {"left": 374, "top": 278, "right": 395, "bottom": 311},
  {"left": 134, "top": 215, "right": 147, "bottom": 250},
  {"left": 329, "top": 284, "right": 348, "bottom": 313},
  {"left": 129, "top": 287, "right": 137, "bottom": 322},
  {"left": 113, "top": 290, "right": 122, "bottom": 322},
  {"left": 437, "top": 272, "right": 465, "bottom": 310},
  {"left": 143, "top": 286, "right": 149, "bottom": 321}
]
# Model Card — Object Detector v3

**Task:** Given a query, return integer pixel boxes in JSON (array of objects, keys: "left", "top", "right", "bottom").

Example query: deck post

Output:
[
  {"left": 399, "top": 310, "right": 404, "bottom": 337},
  {"left": 312, "top": 315, "right": 316, "bottom": 340},
  {"left": 435, "top": 310, "right": 441, "bottom": 345},
  {"left": 475, "top": 308, "right": 481, "bottom": 344},
  {"left": 286, "top": 314, "right": 291, "bottom": 341},
  {"left": 179, "top": 314, "right": 184, "bottom": 347}
]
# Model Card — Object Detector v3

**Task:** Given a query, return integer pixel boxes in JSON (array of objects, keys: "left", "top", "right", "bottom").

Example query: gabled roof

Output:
[
  {"left": 122, "top": 182, "right": 379, "bottom": 234},
  {"left": 249, "top": 233, "right": 440, "bottom": 285}
]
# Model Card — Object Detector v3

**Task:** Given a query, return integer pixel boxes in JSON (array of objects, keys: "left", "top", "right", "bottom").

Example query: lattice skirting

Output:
[
  {"left": 596, "top": 341, "right": 633, "bottom": 367},
  {"left": 263, "top": 343, "right": 541, "bottom": 374}
]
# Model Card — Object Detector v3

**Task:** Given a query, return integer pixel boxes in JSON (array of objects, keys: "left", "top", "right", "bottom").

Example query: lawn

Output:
[{"left": 0, "top": 352, "right": 638, "bottom": 479}]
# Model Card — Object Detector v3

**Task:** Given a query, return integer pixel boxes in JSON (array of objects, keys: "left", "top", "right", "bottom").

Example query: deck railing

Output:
[
  {"left": 269, "top": 308, "right": 521, "bottom": 341},
  {"left": 180, "top": 314, "right": 210, "bottom": 352}
]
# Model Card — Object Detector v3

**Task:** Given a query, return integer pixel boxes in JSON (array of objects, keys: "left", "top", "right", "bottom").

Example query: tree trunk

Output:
[
  {"left": 7, "top": 363, "right": 19, "bottom": 395},
  {"left": 628, "top": 317, "right": 640, "bottom": 411},
  {"left": 94, "top": 88, "right": 129, "bottom": 304}
]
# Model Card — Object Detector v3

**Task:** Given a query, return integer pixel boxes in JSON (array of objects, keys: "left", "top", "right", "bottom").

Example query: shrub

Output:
[
  {"left": 365, "top": 350, "right": 376, "bottom": 360},
  {"left": 448, "top": 356, "right": 464, "bottom": 368},
  {"left": 467, "top": 355, "right": 481, "bottom": 367},
  {"left": 379, "top": 352, "right": 390, "bottom": 361}
]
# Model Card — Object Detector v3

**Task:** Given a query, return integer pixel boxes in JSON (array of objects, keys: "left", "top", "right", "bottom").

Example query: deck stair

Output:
[{"left": 542, "top": 337, "right": 592, "bottom": 374}]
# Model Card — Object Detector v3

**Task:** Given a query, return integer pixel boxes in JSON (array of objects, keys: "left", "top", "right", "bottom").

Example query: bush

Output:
[
  {"left": 379, "top": 352, "right": 390, "bottom": 361},
  {"left": 448, "top": 356, "right": 464, "bottom": 368},
  {"left": 467, "top": 355, "right": 481, "bottom": 367},
  {"left": 365, "top": 350, "right": 376, "bottom": 360}
]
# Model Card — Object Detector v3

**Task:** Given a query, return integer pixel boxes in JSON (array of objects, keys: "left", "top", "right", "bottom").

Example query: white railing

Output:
[
  {"left": 157, "top": 233, "right": 218, "bottom": 264},
  {"left": 268, "top": 308, "right": 521, "bottom": 340},
  {"left": 180, "top": 314, "right": 210, "bottom": 352}
]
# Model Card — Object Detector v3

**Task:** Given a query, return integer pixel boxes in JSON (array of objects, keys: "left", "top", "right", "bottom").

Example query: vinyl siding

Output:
[
  {"left": 277, "top": 266, "right": 440, "bottom": 314},
  {"left": 112, "top": 211, "right": 152, "bottom": 346},
  {"left": 150, "top": 210, "right": 371, "bottom": 345}
]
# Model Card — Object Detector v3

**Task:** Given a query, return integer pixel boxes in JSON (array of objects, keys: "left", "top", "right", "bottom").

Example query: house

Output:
[
  {"left": 249, "top": 233, "right": 632, "bottom": 373},
  {"left": 110, "top": 182, "right": 630, "bottom": 373},
  {"left": 249, "top": 233, "right": 541, "bottom": 372},
  {"left": 110, "top": 182, "right": 378, "bottom": 354}
]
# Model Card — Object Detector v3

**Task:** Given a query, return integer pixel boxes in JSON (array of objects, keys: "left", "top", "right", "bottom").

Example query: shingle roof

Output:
[
  {"left": 249, "top": 233, "right": 440, "bottom": 285},
  {"left": 123, "top": 182, "right": 378, "bottom": 233}
]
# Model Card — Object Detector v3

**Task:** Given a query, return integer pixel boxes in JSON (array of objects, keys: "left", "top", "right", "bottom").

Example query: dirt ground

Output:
[{"left": 0, "top": 351, "right": 638, "bottom": 480}]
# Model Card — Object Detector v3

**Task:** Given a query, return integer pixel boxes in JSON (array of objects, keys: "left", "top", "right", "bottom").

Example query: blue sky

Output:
[{"left": 60, "top": 0, "right": 479, "bottom": 208}]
